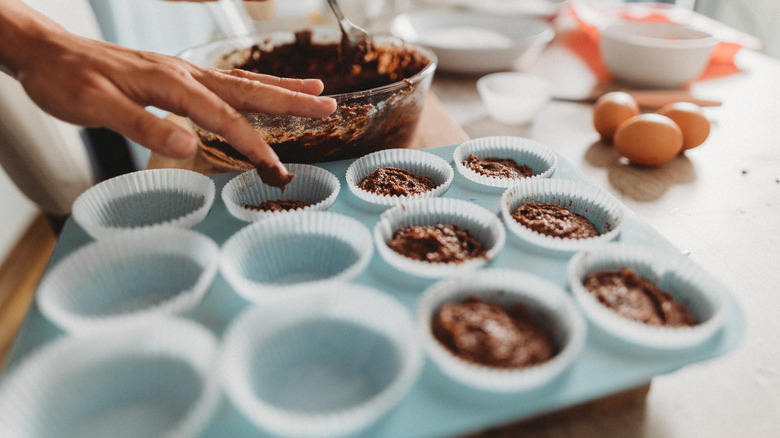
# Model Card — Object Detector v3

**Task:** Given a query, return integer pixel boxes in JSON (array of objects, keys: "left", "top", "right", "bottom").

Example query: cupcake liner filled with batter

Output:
[
  {"left": 567, "top": 243, "right": 729, "bottom": 351},
  {"left": 221, "top": 211, "right": 373, "bottom": 304},
  {"left": 72, "top": 168, "right": 215, "bottom": 239},
  {"left": 219, "top": 284, "right": 423, "bottom": 438},
  {"left": 500, "top": 178, "right": 624, "bottom": 254},
  {"left": 222, "top": 164, "right": 340, "bottom": 222},
  {"left": 417, "top": 269, "right": 586, "bottom": 393},
  {"left": 36, "top": 228, "right": 219, "bottom": 334},
  {"left": 345, "top": 148, "right": 454, "bottom": 206},
  {"left": 373, "top": 197, "right": 506, "bottom": 279},
  {"left": 0, "top": 317, "right": 221, "bottom": 438},
  {"left": 453, "top": 136, "right": 558, "bottom": 192}
]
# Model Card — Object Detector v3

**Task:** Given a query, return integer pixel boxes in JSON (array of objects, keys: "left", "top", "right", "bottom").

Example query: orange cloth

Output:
[{"left": 563, "top": 2, "right": 744, "bottom": 85}]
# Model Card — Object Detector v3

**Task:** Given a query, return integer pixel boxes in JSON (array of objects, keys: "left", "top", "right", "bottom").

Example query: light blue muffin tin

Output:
[{"left": 3, "top": 144, "right": 744, "bottom": 438}]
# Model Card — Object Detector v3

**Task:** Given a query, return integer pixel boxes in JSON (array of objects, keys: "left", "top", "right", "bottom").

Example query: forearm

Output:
[{"left": 0, "top": 0, "right": 68, "bottom": 78}]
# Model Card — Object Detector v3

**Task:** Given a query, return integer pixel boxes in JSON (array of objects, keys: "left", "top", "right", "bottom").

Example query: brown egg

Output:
[
  {"left": 592, "top": 91, "right": 640, "bottom": 143},
  {"left": 614, "top": 114, "right": 684, "bottom": 166},
  {"left": 658, "top": 102, "right": 711, "bottom": 150}
]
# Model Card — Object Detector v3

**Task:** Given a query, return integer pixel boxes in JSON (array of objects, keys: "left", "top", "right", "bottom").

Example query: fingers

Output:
[{"left": 196, "top": 68, "right": 338, "bottom": 118}]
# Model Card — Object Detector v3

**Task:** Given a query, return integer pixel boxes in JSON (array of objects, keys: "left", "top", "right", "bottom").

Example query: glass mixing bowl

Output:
[{"left": 179, "top": 31, "right": 437, "bottom": 170}]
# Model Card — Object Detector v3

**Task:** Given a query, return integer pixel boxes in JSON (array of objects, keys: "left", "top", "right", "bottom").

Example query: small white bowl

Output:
[
  {"left": 477, "top": 72, "right": 551, "bottom": 125},
  {"left": 220, "top": 211, "right": 373, "bottom": 304},
  {"left": 417, "top": 269, "right": 586, "bottom": 393},
  {"left": 220, "top": 284, "right": 423, "bottom": 438},
  {"left": 36, "top": 228, "right": 219, "bottom": 334},
  {"left": 72, "top": 168, "right": 215, "bottom": 239},
  {"left": 599, "top": 21, "right": 716, "bottom": 88},
  {"left": 0, "top": 317, "right": 221, "bottom": 438},
  {"left": 391, "top": 10, "right": 554, "bottom": 75}
]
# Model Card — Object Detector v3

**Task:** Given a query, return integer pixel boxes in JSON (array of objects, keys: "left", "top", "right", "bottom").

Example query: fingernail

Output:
[{"left": 166, "top": 130, "right": 197, "bottom": 156}]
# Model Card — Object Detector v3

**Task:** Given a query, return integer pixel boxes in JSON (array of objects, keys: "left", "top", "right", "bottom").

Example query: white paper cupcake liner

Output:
[
  {"left": 345, "top": 148, "right": 454, "bottom": 206},
  {"left": 220, "top": 284, "right": 423, "bottom": 438},
  {"left": 567, "top": 243, "right": 729, "bottom": 351},
  {"left": 72, "top": 169, "right": 215, "bottom": 239},
  {"left": 374, "top": 197, "right": 506, "bottom": 279},
  {"left": 500, "top": 178, "right": 624, "bottom": 254},
  {"left": 36, "top": 228, "right": 219, "bottom": 334},
  {"left": 453, "top": 136, "right": 558, "bottom": 192},
  {"left": 222, "top": 164, "right": 340, "bottom": 222},
  {"left": 417, "top": 269, "right": 586, "bottom": 393},
  {"left": 0, "top": 317, "right": 220, "bottom": 438},
  {"left": 221, "top": 211, "right": 373, "bottom": 304}
]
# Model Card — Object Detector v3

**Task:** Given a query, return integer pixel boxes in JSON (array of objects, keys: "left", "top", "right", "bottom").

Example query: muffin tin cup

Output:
[
  {"left": 72, "top": 168, "right": 215, "bottom": 239},
  {"left": 567, "top": 243, "right": 729, "bottom": 351},
  {"left": 374, "top": 197, "right": 506, "bottom": 279},
  {"left": 501, "top": 178, "right": 624, "bottom": 254},
  {"left": 453, "top": 136, "right": 558, "bottom": 192},
  {"left": 345, "top": 148, "right": 454, "bottom": 207},
  {"left": 219, "top": 284, "right": 423, "bottom": 438},
  {"left": 220, "top": 211, "right": 374, "bottom": 304},
  {"left": 222, "top": 164, "right": 340, "bottom": 222},
  {"left": 36, "top": 228, "right": 220, "bottom": 334},
  {"left": 417, "top": 269, "right": 587, "bottom": 393},
  {"left": 0, "top": 317, "right": 221, "bottom": 438}
]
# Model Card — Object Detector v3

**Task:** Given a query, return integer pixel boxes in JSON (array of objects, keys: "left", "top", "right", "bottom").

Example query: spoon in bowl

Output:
[{"left": 326, "top": 0, "right": 372, "bottom": 47}]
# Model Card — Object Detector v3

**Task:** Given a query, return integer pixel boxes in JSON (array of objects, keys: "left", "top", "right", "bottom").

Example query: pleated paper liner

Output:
[
  {"left": 0, "top": 317, "right": 220, "bottom": 438},
  {"left": 417, "top": 269, "right": 586, "bottom": 393},
  {"left": 453, "top": 136, "right": 558, "bottom": 193},
  {"left": 501, "top": 178, "right": 624, "bottom": 255},
  {"left": 220, "top": 211, "right": 373, "bottom": 304},
  {"left": 219, "top": 284, "right": 423, "bottom": 438},
  {"left": 374, "top": 197, "right": 506, "bottom": 279},
  {"left": 72, "top": 168, "right": 215, "bottom": 239},
  {"left": 36, "top": 228, "right": 219, "bottom": 334},
  {"left": 567, "top": 243, "right": 729, "bottom": 351},
  {"left": 345, "top": 148, "right": 454, "bottom": 207},
  {"left": 222, "top": 163, "right": 340, "bottom": 222}
]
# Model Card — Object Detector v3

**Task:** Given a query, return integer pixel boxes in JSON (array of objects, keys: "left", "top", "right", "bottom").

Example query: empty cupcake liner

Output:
[
  {"left": 222, "top": 164, "right": 340, "bottom": 222},
  {"left": 345, "top": 148, "right": 454, "bottom": 206},
  {"left": 417, "top": 269, "right": 586, "bottom": 393},
  {"left": 453, "top": 136, "right": 558, "bottom": 192},
  {"left": 500, "top": 178, "right": 624, "bottom": 254},
  {"left": 221, "top": 211, "right": 373, "bottom": 304},
  {"left": 567, "top": 243, "right": 729, "bottom": 351},
  {"left": 36, "top": 228, "right": 219, "bottom": 334},
  {"left": 72, "top": 169, "right": 215, "bottom": 239},
  {"left": 373, "top": 197, "right": 506, "bottom": 279},
  {"left": 220, "top": 284, "right": 423, "bottom": 438},
  {"left": 0, "top": 317, "right": 220, "bottom": 438}
]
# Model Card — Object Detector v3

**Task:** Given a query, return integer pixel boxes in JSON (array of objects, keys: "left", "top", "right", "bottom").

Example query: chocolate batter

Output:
[
  {"left": 358, "top": 167, "right": 436, "bottom": 196},
  {"left": 387, "top": 224, "right": 486, "bottom": 264},
  {"left": 196, "top": 31, "right": 433, "bottom": 165},
  {"left": 433, "top": 296, "right": 556, "bottom": 368},
  {"left": 463, "top": 154, "right": 536, "bottom": 179},
  {"left": 244, "top": 199, "right": 309, "bottom": 212},
  {"left": 584, "top": 268, "right": 697, "bottom": 327},
  {"left": 511, "top": 202, "right": 600, "bottom": 239}
]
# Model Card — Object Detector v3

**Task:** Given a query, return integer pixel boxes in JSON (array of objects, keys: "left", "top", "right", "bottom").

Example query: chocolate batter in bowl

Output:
[{"left": 179, "top": 31, "right": 437, "bottom": 169}]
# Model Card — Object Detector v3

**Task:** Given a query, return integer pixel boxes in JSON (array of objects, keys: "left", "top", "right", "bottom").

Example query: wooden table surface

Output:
[{"left": 148, "top": 27, "right": 780, "bottom": 438}]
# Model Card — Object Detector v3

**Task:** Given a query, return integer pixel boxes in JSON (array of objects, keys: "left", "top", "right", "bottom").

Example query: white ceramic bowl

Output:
[
  {"left": 599, "top": 21, "right": 716, "bottom": 88},
  {"left": 477, "top": 72, "right": 551, "bottom": 125},
  {"left": 391, "top": 10, "right": 554, "bottom": 75}
]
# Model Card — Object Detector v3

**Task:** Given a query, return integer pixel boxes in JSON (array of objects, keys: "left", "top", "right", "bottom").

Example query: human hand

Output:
[{"left": 1, "top": 0, "right": 335, "bottom": 185}]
